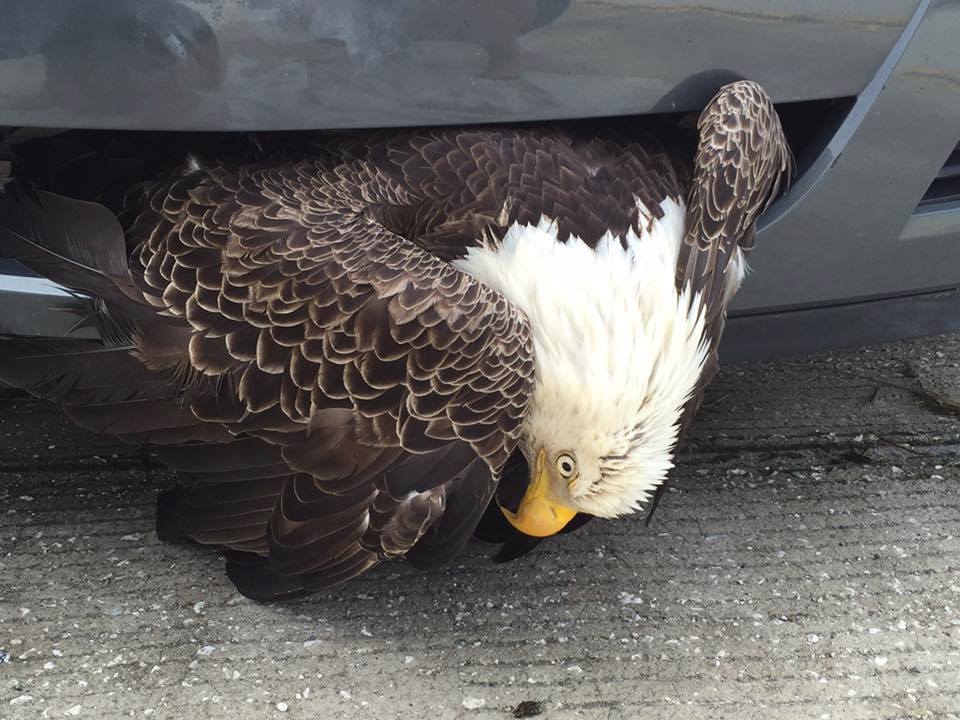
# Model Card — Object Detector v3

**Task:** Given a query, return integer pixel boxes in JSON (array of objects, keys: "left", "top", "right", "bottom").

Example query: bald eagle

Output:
[{"left": 0, "top": 81, "right": 791, "bottom": 599}]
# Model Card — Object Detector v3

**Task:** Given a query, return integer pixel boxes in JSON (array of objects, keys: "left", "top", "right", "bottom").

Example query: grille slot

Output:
[{"left": 919, "top": 142, "right": 960, "bottom": 206}]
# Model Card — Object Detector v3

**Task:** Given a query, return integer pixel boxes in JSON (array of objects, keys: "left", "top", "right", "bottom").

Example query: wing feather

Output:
[{"left": 648, "top": 80, "right": 793, "bottom": 523}]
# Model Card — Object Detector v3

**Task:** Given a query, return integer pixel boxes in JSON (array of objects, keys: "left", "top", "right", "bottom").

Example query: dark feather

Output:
[
  {"left": 406, "top": 460, "right": 496, "bottom": 570},
  {"left": 225, "top": 550, "right": 307, "bottom": 601},
  {"left": 0, "top": 181, "right": 142, "bottom": 306}
]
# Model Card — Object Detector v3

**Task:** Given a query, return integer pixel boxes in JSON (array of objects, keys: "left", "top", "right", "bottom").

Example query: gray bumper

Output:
[{"left": 0, "top": 259, "right": 95, "bottom": 339}]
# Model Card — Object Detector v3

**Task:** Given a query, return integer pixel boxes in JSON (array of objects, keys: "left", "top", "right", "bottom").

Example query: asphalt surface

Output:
[{"left": 2, "top": 333, "right": 960, "bottom": 719}]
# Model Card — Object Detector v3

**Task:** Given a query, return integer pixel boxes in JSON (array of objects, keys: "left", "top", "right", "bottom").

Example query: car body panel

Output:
[
  {"left": 740, "top": 0, "right": 960, "bottom": 311},
  {"left": 0, "top": 1, "right": 918, "bottom": 130}
]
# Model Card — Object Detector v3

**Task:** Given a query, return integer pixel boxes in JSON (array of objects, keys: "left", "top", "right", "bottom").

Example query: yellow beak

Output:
[{"left": 501, "top": 449, "right": 578, "bottom": 537}]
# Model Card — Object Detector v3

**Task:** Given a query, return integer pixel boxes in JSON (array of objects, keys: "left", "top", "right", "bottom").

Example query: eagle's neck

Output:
[
  {"left": 453, "top": 199, "right": 695, "bottom": 374},
  {"left": 453, "top": 198, "right": 710, "bottom": 517}
]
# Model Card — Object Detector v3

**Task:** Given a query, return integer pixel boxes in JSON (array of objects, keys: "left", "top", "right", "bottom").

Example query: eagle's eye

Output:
[{"left": 556, "top": 453, "right": 577, "bottom": 480}]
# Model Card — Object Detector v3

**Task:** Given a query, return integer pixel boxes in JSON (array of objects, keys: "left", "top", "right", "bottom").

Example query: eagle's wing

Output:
[
  {"left": 676, "top": 80, "right": 793, "bottom": 313},
  {"left": 679, "top": 80, "right": 793, "bottom": 413},
  {"left": 647, "top": 80, "right": 793, "bottom": 522},
  {"left": 0, "top": 144, "right": 535, "bottom": 597}
]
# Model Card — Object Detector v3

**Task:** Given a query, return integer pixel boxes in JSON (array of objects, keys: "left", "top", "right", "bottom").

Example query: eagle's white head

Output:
[{"left": 455, "top": 198, "right": 713, "bottom": 536}]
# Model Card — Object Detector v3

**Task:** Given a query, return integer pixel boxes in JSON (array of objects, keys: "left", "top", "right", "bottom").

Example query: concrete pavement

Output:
[{"left": 2, "top": 333, "right": 960, "bottom": 719}]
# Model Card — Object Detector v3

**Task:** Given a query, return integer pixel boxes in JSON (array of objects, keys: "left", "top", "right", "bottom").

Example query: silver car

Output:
[{"left": 1, "top": 0, "right": 958, "bottom": 358}]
